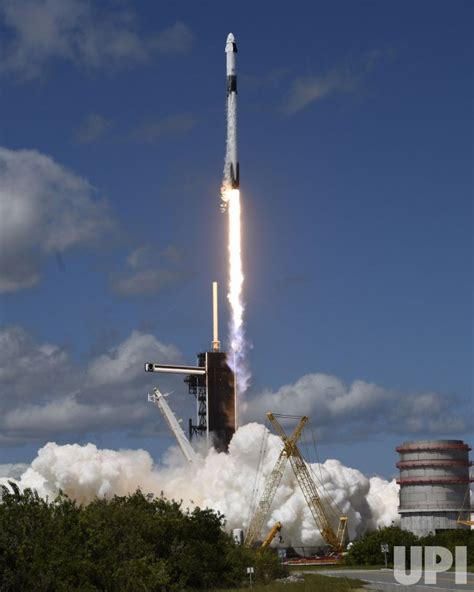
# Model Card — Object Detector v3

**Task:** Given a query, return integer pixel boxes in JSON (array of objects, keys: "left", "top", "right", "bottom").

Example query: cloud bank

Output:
[
  {"left": 0, "top": 326, "right": 181, "bottom": 444},
  {"left": 0, "top": 0, "right": 194, "bottom": 78},
  {"left": 75, "top": 113, "right": 113, "bottom": 143},
  {"left": 110, "top": 245, "right": 188, "bottom": 297},
  {"left": 0, "top": 325, "right": 467, "bottom": 447},
  {"left": 0, "top": 147, "right": 116, "bottom": 292},
  {"left": 244, "top": 373, "right": 467, "bottom": 442},
  {"left": 282, "top": 49, "right": 393, "bottom": 113}
]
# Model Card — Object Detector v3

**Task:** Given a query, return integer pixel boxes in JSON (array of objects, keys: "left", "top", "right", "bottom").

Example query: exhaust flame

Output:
[{"left": 225, "top": 187, "right": 249, "bottom": 395}]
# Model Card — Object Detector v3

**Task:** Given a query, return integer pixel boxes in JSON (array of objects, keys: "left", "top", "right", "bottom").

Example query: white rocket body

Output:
[{"left": 222, "top": 33, "right": 239, "bottom": 211}]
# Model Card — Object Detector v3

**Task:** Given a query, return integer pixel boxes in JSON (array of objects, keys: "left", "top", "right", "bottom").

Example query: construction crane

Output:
[
  {"left": 457, "top": 485, "right": 473, "bottom": 527},
  {"left": 267, "top": 413, "right": 348, "bottom": 554},
  {"left": 245, "top": 412, "right": 347, "bottom": 554},
  {"left": 244, "top": 416, "right": 308, "bottom": 547},
  {"left": 148, "top": 388, "right": 197, "bottom": 463},
  {"left": 259, "top": 522, "right": 282, "bottom": 553}
]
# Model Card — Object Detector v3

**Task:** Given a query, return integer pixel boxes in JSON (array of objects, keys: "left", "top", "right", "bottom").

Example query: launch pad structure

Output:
[{"left": 145, "top": 282, "right": 237, "bottom": 453}]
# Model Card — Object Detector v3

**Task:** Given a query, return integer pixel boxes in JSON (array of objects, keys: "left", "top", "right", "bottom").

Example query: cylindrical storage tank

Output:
[
  {"left": 397, "top": 439, "right": 472, "bottom": 537},
  {"left": 232, "top": 528, "right": 244, "bottom": 545}
]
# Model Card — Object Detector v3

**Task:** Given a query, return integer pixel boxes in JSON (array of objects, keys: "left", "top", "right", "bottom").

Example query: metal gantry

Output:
[
  {"left": 148, "top": 388, "right": 197, "bottom": 464},
  {"left": 245, "top": 413, "right": 348, "bottom": 554},
  {"left": 267, "top": 413, "right": 347, "bottom": 553},
  {"left": 244, "top": 416, "right": 308, "bottom": 547}
]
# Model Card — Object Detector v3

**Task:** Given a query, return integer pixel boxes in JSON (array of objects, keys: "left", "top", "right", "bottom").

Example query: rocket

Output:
[{"left": 221, "top": 33, "right": 239, "bottom": 211}]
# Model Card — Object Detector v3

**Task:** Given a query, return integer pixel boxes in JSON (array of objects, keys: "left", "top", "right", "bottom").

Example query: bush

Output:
[
  {"left": 344, "top": 526, "right": 418, "bottom": 566},
  {"left": 0, "top": 483, "right": 279, "bottom": 591}
]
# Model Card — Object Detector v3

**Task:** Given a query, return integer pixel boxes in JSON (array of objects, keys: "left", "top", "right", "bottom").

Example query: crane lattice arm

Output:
[
  {"left": 259, "top": 522, "right": 282, "bottom": 553},
  {"left": 244, "top": 416, "right": 308, "bottom": 547},
  {"left": 267, "top": 413, "right": 347, "bottom": 553},
  {"left": 148, "top": 388, "right": 197, "bottom": 463},
  {"left": 457, "top": 485, "right": 474, "bottom": 526}
]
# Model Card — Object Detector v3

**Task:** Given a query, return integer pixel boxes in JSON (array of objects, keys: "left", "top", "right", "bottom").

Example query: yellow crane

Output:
[
  {"left": 244, "top": 416, "right": 307, "bottom": 547},
  {"left": 267, "top": 413, "right": 348, "bottom": 554},
  {"left": 245, "top": 413, "right": 347, "bottom": 555},
  {"left": 457, "top": 485, "right": 473, "bottom": 527},
  {"left": 259, "top": 522, "right": 282, "bottom": 553}
]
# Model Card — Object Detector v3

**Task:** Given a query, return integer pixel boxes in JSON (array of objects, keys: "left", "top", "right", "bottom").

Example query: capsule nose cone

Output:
[{"left": 226, "top": 33, "right": 235, "bottom": 43}]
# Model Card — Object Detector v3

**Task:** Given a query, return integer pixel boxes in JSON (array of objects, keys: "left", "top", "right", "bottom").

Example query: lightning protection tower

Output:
[{"left": 145, "top": 282, "right": 236, "bottom": 453}]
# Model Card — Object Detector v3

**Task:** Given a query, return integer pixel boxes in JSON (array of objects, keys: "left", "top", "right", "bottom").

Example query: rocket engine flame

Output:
[{"left": 225, "top": 188, "right": 249, "bottom": 395}]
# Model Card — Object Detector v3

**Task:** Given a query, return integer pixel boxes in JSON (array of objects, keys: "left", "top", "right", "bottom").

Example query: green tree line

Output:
[
  {"left": 0, "top": 483, "right": 283, "bottom": 591},
  {"left": 344, "top": 525, "right": 474, "bottom": 567}
]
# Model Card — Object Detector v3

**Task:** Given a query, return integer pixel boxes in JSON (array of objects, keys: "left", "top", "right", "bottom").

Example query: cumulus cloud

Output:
[
  {"left": 0, "top": 325, "right": 466, "bottom": 447},
  {"left": 283, "top": 69, "right": 357, "bottom": 113},
  {"left": 0, "top": 426, "right": 400, "bottom": 544},
  {"left": 0, "top": 0, "right": 194, "bottom": 78},
  {"left": 0, "top": 463, "right": 28, "bottom": 479},
  {"left": 150, "top": 21, "right": 194, "bottom": 55},
  {"left": 282, "top": 49, "right": 393, "bottom": 113},
  {"left": 0, "top": 147, "right": 116, "bottom": 292},
  {"left": 75, "top": 113, "right": 112, "bottom": 143},
  {"left": 110, "top": 244, "right": 187, "bottom": 297},
  {"left": 87, "top": 330, "right": 180, "bottom": 386},
  {"left": 244, "top": 373, "right": 467, "bottom": 441},
  {"left": 129, "top": 114, "right": 199, "bottom": 144},
  {"left": 0, "top": 326, "right": 182, "bottom": 444}
]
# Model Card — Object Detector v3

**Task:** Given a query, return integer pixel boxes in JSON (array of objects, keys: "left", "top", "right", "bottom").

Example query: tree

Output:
[{"left": 0, "top": 484, "right": 283, "bottom": 590}]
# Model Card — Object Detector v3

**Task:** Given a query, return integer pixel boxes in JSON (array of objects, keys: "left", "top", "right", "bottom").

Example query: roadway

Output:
[{"left": 305, "top": 568, "right": 474, "bottom": 591}]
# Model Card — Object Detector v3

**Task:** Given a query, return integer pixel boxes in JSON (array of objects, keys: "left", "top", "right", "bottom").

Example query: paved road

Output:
[{"left": 308, "top": 569, "right": 474, "bottom": 591}]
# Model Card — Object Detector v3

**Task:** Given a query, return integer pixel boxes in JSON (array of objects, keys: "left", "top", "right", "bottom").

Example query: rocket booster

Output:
[{"left": 224, "top": 33, "right": 239, "bottom": 193}]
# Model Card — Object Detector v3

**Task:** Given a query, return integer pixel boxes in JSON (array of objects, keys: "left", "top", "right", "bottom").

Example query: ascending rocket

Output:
[{"left": 221, "top": 32, "right": 239, "bottom": 211}]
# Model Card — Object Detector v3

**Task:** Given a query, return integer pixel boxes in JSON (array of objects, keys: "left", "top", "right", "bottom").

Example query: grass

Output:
[{"left": 217, "top": 573, "right": 366, "bottom": 591}]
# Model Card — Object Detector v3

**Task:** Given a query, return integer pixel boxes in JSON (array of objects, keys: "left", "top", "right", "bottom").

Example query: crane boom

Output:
[
  {"left": 267, "top": 413, "right": 347, "bottom": 553},
  {"left": 148, "top": 388, "right": 198, "bottom": 463},
  {"left": 244, "top": 416, "right": 308, "bottom": 547},
  {"left": 259, "top": 522, "right": 282, "bottom": 552}
]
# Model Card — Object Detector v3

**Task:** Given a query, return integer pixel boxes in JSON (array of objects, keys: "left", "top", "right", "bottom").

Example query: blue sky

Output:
[{"left": 0, "top": 0, "right": 471, "bottom": 478}]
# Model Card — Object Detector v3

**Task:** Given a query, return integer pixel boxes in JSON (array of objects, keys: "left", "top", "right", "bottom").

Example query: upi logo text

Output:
[{"left": 394, "top": 546, "right": 467, "bottom": 585}]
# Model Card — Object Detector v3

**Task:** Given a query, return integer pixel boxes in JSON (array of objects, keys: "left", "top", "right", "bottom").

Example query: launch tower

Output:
[{"left": 145, "top": 283, "right": 236, "bottom": 453}]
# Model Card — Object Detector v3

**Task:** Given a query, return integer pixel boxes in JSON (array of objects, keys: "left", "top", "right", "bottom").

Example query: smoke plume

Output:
[{"left": 0, "top": 423, "right": 399, "bottom": 545}]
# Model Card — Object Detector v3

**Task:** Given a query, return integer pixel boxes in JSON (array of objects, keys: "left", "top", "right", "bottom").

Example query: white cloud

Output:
[
  {"left": 244, "top": 373, "right": 467, "bottom": 440},
  {"left": 150, "top": 21, "right": 194, "bottom": 55},
  {"left": 0, "top": 326, "right": 182, "bottom": 444},
  {"left": 282, "top": 49, "right": 393, "bottom": 113},
  {"left": 75, "top": 113, "right": 112, "bottom": 143},
  {"left": 87, "top": 330, "right": 180, "bottom": 386},
  {"left": 0, "top": 325, "right": 466, "bottom": 447},
  {"left": 0, "top": 147, "right": 116, "bottom": 292},
  {"left": 0, "top": 462, "right": 28, "bottom": 479},
  {"left": 111, "top": 269, "right": 183, "bottom": 297},
  {"left": 0, "top": 0, "right": 194, "bottom": 78},
  {"left": 283, "top": 70, "right": 357, "bottom": 113},
  {"left": 111, "top": 244, "right": 187, "bottom": 297},
  {"left": 129, "top": 114, "right": 199, "bottom": 144}
]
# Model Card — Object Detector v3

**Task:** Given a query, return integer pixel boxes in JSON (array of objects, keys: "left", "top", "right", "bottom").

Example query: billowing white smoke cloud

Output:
[{"left": 0, "top": 423, "right": 399, "bottom": 545}]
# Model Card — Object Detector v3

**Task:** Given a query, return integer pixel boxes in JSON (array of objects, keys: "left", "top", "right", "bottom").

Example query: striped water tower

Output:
[{"left": 396, "top": 439, "right": 472, "bottom": 537}]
